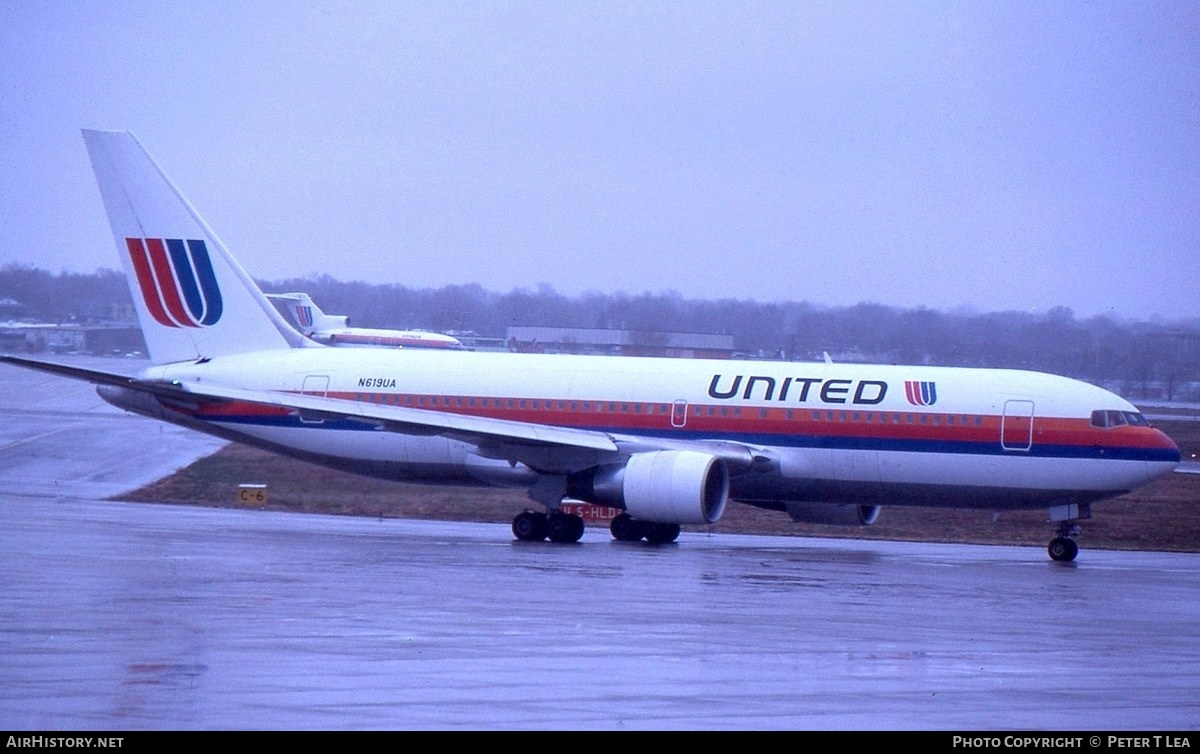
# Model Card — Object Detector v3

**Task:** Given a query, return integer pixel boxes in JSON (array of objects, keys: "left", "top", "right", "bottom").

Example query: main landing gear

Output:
[
  {"left": 609, "top": 512, "right": 681, "bottom": 545},
  {"left": 510, "top": 509, "right": 682, "bottom": 545},
  {"left": 512, "top": 509, "right": 586, "bottom": 543}
]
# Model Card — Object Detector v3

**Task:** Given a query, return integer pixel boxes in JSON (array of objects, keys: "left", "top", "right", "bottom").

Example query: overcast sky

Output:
[{"left": 2, "top": 1, "right": 1197, "bottom": 321}]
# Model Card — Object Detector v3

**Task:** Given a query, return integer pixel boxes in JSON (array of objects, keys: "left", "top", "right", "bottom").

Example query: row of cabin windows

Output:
[
  {"left": 810, "top": 410, "right": 985, "bottom": 427},
  {"left": 352, "top": 392, "right": 985, "bottom": 426},
  {"left": 357, "top": 394, "right": 671, "bottom": 413}
]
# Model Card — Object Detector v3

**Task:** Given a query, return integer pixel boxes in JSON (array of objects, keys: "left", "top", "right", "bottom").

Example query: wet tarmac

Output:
[{"left": 2, "top": 358, "right": 1198, "bottom": 731}]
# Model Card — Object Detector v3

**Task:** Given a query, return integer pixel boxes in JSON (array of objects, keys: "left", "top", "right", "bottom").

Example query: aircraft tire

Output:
[
  {"left": 548, "top": 512, "right": 584, "bottom": 543},
  {"left": 610, "top": 513, "right": 644, "bottom": 542},
  {"left": 644, "top": 522, "right": 681, "bottom": 545},
  {"left": 1048, "top": 537, "right": 1079, "bottom": 562},
  {"left": 512, "top": 510, "right": 547, "bottom": 542}
]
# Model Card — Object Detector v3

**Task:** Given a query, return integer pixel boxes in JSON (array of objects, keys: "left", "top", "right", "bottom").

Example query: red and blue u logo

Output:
[
  {"left": 294, "top": 305, "right": 313, "bottom": 328},
  {"left": 126, "top": 238, "right": 223, "bottom": 328},
  {"left": 905, "top": 380, "right": 937, "bottom": 406}
]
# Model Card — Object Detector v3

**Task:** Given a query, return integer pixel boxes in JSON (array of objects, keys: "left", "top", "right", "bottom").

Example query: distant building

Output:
[
  {"left": 445, "top": 332, "right": 509, "bottom": 352},
  {"left": 0, "top": 298, "right": 24, "bottom": 319},
  {"left": 1153, "top": 330, "right": 1200, "bottom": 369},
  {"left": 0, "top": 322, "right": 145, "bottom": 356},
  {"left": 505, "top": 326, "right": 734, "bottom": 359}
]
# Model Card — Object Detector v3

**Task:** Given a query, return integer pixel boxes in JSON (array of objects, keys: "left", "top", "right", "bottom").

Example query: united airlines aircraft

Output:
[
  {"left": 0, "top": 130, "right": 1180, "bottom": 561},
  {"left": 266, "top": 292, "right": 466, "bottom": 350}
]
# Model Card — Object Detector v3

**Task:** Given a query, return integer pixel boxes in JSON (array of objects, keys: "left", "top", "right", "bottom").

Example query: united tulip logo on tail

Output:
[
  {"left": 294, "top": 305, "right": 313, "bottom": 328},
  {"left": 126, "top": 238, "right": 223, "bottom": 327}
]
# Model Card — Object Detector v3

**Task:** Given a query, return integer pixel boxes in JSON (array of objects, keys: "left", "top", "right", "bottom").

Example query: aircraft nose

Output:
[{"left": 1151, "top": 427, "right": 1182, "bottom": 470}]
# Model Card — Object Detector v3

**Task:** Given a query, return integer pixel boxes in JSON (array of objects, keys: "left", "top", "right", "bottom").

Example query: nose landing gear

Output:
[
  {"left": 1048, "top": 528, "right": 1080, "bottom": 562},
  {"left": 1046, "top": 503, "right": 1089, "bottom": 562}
]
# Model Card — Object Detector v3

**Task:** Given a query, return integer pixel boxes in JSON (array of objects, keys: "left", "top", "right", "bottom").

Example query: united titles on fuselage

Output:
[{"left": 708, "top": 374, "right": 888, "bottom": 405}]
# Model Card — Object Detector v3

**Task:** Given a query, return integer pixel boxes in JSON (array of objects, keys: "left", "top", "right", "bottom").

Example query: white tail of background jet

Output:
[
  {"left": 266, "top": 291, "right": 468, "bottom": 350},
  {"left": 82, "top": 129, "right": 307, "bottom": 364},
  {"left": 266, "top": 292, "right": 347, "bottom": 335}
]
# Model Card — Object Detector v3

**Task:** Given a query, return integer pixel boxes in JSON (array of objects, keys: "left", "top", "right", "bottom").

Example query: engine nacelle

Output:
[
  {"left": 567, "top": 450, "right": 728, "bottom": 524},
  {"left": 785, "top": 502, "right": 881, "bottom": 526}
]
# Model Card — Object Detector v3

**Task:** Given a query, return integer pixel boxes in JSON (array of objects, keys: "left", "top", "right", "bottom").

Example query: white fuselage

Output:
[{"left": 119, "top": 346, "right": 1179, "bottom": 512}]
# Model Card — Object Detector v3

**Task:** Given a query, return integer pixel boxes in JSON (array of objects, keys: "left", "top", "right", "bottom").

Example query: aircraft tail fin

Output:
[
  {"left": 265, "top": 292, "right": 349, "bottom": 336},
  {"left": 82, "top": 130, "right": 308, "bottom": 364}
]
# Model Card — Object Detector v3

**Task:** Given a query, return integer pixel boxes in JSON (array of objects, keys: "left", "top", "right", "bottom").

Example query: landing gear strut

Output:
[{"left": 512, "top": 475, "right": 585, "bottom": 543}]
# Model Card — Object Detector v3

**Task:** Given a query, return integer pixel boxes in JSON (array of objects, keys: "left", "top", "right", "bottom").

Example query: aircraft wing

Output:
[
  {"left": 164, "top": 377, "right": 621, "bottom": 452},
  {"left": 0, "top": 355, "right": 148, "bottom": 390},
  {"left": 0, "top": 355, "right": 767, "bottom": 472},
  {"left": 0, "top": 355, "right": 619, "bottom": 465}
]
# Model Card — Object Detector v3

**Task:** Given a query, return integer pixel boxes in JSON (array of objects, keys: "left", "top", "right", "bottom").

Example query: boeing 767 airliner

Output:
[{"left": 0, "top": 130, "right": 1180, "bottom": 561}]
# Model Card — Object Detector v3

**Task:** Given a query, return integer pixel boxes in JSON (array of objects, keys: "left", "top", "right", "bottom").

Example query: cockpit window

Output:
[
  {"left": 1125, "top": 411, "right": 1150, "bottom": 426},
  {"left": 1090, "top": 410, "right": 1151, "bottom": 428}
]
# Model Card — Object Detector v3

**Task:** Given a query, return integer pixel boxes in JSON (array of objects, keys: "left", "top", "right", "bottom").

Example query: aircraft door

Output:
[
  {"left": 671, "top": 400, "right": 688, "bottom": 428},
  {"left": 299, "top": 375, "right": 330, "bottom": 424},
  {"left": 1001, "top": 400, "right": 1034, "bottom": 451},
  {"left": 301, "top": 375, "right": 329, "bottom": 396}
]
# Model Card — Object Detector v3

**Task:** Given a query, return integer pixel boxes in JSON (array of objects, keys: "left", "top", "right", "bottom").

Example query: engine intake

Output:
[{"left": 567, "top": 450, "right": 728, "bottom": 524}]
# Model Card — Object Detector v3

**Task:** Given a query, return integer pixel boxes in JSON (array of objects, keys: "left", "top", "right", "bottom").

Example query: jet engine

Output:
[
  {"left": 785, "top": 502, "right": 881, "bottom": 526},
  {"left": 567, "top": 450, "right": 729, "bottom": 524}
]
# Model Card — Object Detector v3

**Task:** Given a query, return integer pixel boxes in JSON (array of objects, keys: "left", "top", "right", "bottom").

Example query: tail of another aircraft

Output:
[
  {"left": 82, "top": 130, "right": 307, "bottom": 365},
  {"left": 265, "top": 292, "right": 348, "bottom": 336}
]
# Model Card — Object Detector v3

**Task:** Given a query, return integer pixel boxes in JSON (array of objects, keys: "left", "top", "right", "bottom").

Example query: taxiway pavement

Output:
[{"left": 2, "top": 358, "right": 1198, "bottom": 731}]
